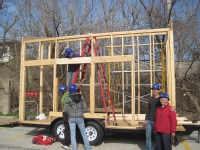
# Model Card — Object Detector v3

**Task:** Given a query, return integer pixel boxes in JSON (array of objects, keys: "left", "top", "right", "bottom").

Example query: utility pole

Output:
[
  {"left": 167, "top": 0, "right": 172, "bottom": 26},
  {"left": 0, "top": 0, "right": 2, "bottom": 10},
  {"left": 0, "top": 0, "right": 3, "bottom": 23},
  {"left": 0, "top": 0, "right": 3, "bottom": 59}
]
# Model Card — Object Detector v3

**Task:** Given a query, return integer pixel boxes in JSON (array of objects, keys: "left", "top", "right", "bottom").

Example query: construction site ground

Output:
[{"left": 0, "top": 125, "right": 199, "bottom": 150}]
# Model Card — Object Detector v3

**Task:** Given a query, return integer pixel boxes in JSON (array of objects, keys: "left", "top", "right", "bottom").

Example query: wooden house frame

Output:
[{"left": 19, "top": 27, "right": 176, "bottom": 129}]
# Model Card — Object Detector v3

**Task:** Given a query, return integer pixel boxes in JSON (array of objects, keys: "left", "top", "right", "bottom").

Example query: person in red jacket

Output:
[{"left": 153, "top": 93, "right": 177, "bottom": 150}]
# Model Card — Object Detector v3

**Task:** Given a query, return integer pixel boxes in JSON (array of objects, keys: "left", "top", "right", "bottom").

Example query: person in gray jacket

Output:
[{"left": 65, "top": 84, "right": 92, "bottom": 150}]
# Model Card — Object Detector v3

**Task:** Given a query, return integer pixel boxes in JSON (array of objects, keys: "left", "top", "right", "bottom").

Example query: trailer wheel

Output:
[
  {"left": 52, "top": 119, "right": 65, "bottom": 142},
  {"left": 85, "top": 121, "right": 104, "bottom": 145}
]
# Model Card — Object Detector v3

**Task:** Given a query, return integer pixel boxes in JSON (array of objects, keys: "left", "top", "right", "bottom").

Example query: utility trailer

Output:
[{"left": 18, "top": 26, "right": 200, "bottom": 145}]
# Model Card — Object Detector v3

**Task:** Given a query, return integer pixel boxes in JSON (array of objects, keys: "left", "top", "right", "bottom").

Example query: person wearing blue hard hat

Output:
[
  {"left": 65, "top": 83, "right": 92, "bottom": 150},
  {"left": 58, "top": 78, "right": 86, "bottom": 150},
  {"left": 144, "top": 83, "right": 161, "bottom": 150},
  {"left": 64, "top": 48, "right": 81, "bottom": 87},
  {"left": 153, "top": 93, "right": 177, "bottom": 150},
  {"left": 58, "top": 85, "right": 70, "bottom": 150},
  {"left": 65, "top": 48, "right": 74, "bottom": 57}
]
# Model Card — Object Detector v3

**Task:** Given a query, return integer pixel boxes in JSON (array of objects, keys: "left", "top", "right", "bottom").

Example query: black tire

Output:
[
  {"left": 52, "top": 119, "right": 65, "bottom": 142},
  {"left": 85, "top": 121, "right": 104, "bottom": 145}
]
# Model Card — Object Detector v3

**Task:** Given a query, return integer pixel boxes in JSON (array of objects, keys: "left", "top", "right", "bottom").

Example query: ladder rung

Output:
[{"left": 79, "top": 70, "right": 86, "bottom": 72}]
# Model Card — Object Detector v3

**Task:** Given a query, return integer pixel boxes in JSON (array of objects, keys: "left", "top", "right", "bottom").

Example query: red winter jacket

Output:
[{"left": 154, "top": 104, "right": 177, "bottom": 134}]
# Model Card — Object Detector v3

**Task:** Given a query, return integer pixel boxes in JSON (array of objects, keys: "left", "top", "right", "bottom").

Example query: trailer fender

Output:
[{"left": 49, "top": 117, "right": 63, "bottom": 132}]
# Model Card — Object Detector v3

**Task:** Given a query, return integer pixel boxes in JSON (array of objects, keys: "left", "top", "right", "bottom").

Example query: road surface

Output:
[{"left": 0, "top": 125, "right": 199, "bottom": 150}]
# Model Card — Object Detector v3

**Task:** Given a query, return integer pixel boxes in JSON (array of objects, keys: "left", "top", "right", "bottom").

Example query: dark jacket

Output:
[
  {"left": 145, "top": 97, "right": 160, "bottom": 121},
  {"left": 154, "top": 104, "right": 177, "bottom": 133},
  {"left": 67, "top": 54, "right": 80, "bottom": 72},
  {"left": 64, "top": 93, "right": 87, "bottom": 118}
]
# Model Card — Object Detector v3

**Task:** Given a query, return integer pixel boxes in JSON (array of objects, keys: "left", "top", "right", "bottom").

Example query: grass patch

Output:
[{"left": 0, "top": 111, "right": 19, "bottom": 116}]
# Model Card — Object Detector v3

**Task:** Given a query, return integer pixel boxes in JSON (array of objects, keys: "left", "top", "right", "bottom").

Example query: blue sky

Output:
[{"left": 0, "top": 1, "right": 17, "bottom": 39}]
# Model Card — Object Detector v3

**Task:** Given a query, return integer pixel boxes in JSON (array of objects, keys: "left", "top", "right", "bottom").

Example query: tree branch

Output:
[
  {"left": 165, "top": 0, "right": 176, "bottom": 27},
  {"left": 183, "top": 52, "right": 200, "bottom": 80}
]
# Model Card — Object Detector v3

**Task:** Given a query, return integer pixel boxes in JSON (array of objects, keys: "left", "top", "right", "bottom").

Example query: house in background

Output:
[
  {"left": 0, "top": 39, "right": 20, "bottom": 114},
  {"left": 0, "top": 46, "right": 13, "bottom": 63},
  {"left": 0, "top": 46, "right": 13, "bottom": 114},
  {"left": 0, "top": 37, "right": 21, "bottom": 114}
]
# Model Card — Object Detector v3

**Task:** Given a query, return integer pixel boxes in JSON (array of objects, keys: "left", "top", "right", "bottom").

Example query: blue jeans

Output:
[
  {"left": 146, "top": 120, "right": 157, "bottom": 150},
  {"left": 155, "top": 132, "right": 171, "bottom": 150},
  {"left": 67, "top": 71, "right": 75, "bottom": 87},
  {"left": 69, "top": 118, "right": 92, "bottom": 150}
]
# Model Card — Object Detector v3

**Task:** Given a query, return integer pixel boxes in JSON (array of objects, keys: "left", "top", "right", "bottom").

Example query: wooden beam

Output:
[
  {"left": 83, "top": 113, "right": 106, "bottom": 119},
  {"left": 92, "top": 55, "right": 133, "bottom": 63},
  {"left": 110, "top": 114, "right": 145, "bottom": 119},
  {"left": 22, "top": 28, "right": 169, "bottom": 43},
  {"left": 56, "top": 57, "right": 91, "bottom": 64},
  {"left": 24, "top": 59, "right": 55, "bottom": 66},
  {"left": 166, "top": 30, "right": 172, "bottom": 105},
  {"left": 90, "top": 59, "right": 95, "bottom": 114},
  {"left": 137, "top": 36, "right": 140, "bottom": 114},
  {"left": 88, "top": 108, "right": 122, "bottom": 113},
  {"left": 105, "top": 126, "right": 138, "bottom": 129},
  {"left": 131, "top": 33, "right": 136, "bottom": 125},
  {"left": 122, "top": 37, "right": 125, "bottom": 114},
  {"left": 169, "top": 27, "right": 176, "bottom": 107},
  {"left": 106, "top": 43, "right": 166, "bottom": 48},
  {"left": 39, "top": 42, "right": 44, "bottom": 114},
  {"left": 24, "top": 38, "right": 56, "bottom": 43},
  {"left": 19, "top": 41, "right": 26, "bottom": 121},
  {"left": 53, "top": 40, "right": 59, "bottom": 112}
]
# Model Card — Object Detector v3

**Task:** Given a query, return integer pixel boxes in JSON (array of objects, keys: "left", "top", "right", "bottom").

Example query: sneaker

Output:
[{"left": 61, "top": 143, "right": 70, "bottom": 150}]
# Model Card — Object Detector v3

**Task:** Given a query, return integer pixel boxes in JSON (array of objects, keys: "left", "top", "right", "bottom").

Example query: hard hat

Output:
[
  {"left": 59, "top": 85, "right": 68, "bottom": 93},
  {"left": 69, "top": 84, "right": 78, "bottom": 93},
  {"left": 65, "top": 48, "right": 74, "bottom": 57},
  {"left": 151, "top": 84, "right": 160, "bottom": 90},
  {"left": 171, "top": 135, "right": 179, "bottom": 146},
  {"left": 160, "top": 93, "right": 170, "bottom": 100}
]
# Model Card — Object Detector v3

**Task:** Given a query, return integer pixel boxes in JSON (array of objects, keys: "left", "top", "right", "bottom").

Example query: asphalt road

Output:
[{"left": 0, "top": 125, "right": 200, "bottom": 150}]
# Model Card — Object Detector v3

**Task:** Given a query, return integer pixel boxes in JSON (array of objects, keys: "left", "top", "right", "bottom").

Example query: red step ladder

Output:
[
  {"left": 71, "top": 38, "right": 91, "bottom": 84},
  {"left": 71, "top": 37, "right": 117, "bottom": 125},
  {"left": 93, "top": 37, "right": 117, "bottom": 125}
]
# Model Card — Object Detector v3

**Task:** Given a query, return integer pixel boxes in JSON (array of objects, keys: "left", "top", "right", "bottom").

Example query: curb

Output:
[{"left": 0, "top": 116, "right": 18, "bottom": 119}]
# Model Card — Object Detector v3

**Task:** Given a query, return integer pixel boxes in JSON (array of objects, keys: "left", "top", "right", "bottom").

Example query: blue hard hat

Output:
[
  {"left": 69, "top": 84, "right": 78, "bottom": 93},
  {"left": 160, "top": 93, "right": 170, "bottom": 100},
  {"left": 65, "top": 48, "right": 74, "bottom": 57},
  {"left": 59, "top": 85, "right": 68, "bottom": 93},
  {"left": 151, "top": 84, "right": 160, "bottom": 90}
]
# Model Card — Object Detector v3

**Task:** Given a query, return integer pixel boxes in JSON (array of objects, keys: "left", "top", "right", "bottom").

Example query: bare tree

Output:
[
  {"left": 2, "top": 0, "right": 200, "bottom": 117},
  {"left": 173, "top": 1, "right": 200, "bottom": 115},
  {"left": 139, "top": 0, "right": 200, "bottom": 115}
]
